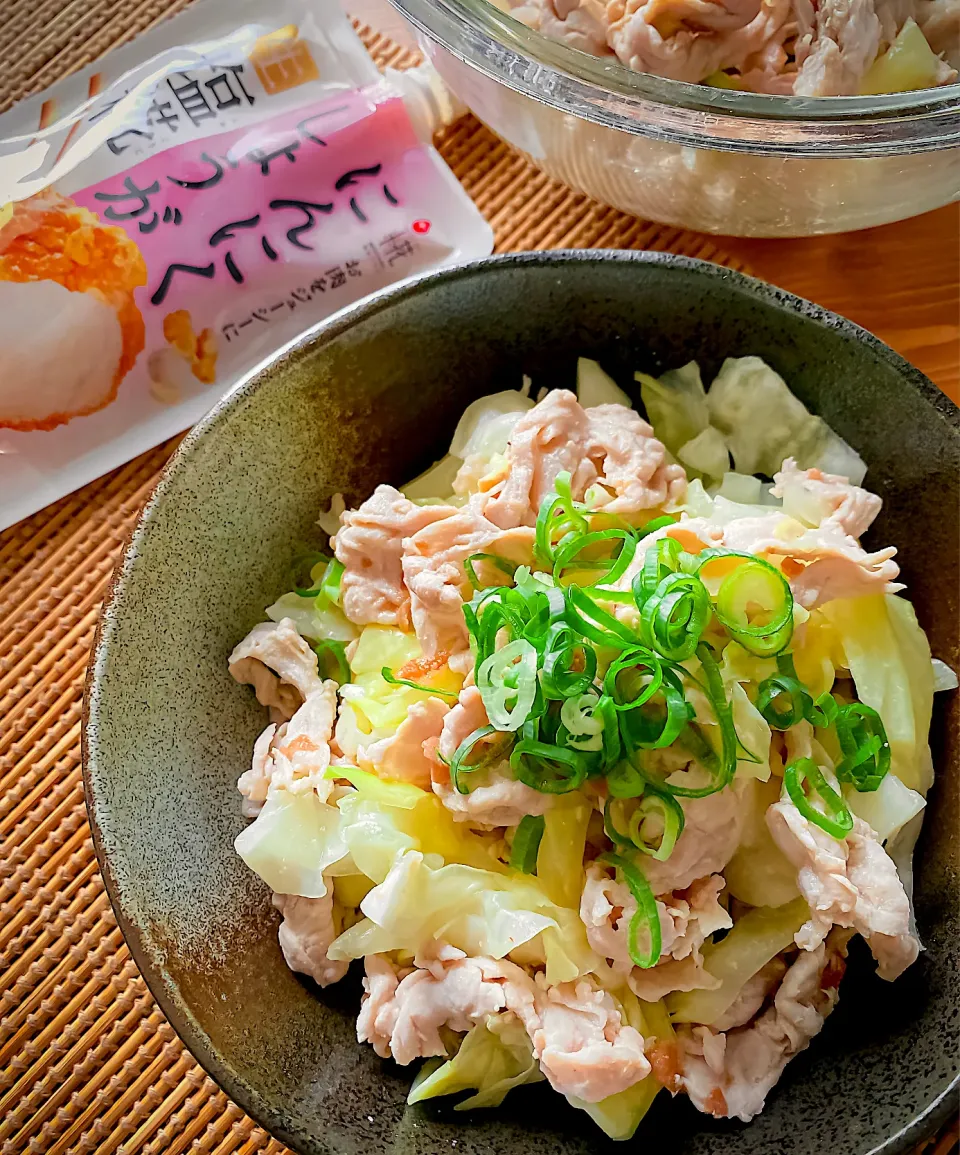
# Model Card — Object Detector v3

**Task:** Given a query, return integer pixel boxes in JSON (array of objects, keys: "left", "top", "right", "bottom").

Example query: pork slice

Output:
[
  {"left": 432, "top": 685, "right": 553, "bottom": 828},
  {"left": 358, "top": 696, "right": 451, "bottom": 789},
  {"left": 333, "top": 484, "right": 454, "bottom": 629},
  {"left": 273, "top": 889, "right": 349, "bottom": 988},
  {"left": 481, "top": 390, "right": 593, "bottom": 530},
  {"left": 238, "top": 680, "right": 338, "bottom": 814},
  {"left": 772, "top": 457, "right": 882, "bottom": 538},
  {"left": 229, "top": 618, "right": 323, "bottom": 720},
  {"left": 582, "top": 403, "right": 687, "bottom": 514},
  {"left": 401, "top": 502, "right": 534, "bottom": 659},
  {"left": 678, "top": 933, "right": 848, "bottom": 1120},
  {"left": 766, "top": 800, "right": 919, "bottom": 978},
  {"left": 580, "top": 865, "right": 732, "bottom": 999}
]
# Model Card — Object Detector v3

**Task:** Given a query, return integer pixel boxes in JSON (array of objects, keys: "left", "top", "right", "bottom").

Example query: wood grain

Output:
[{"left": 724, "top": 204, "right": 960, "bottom": 405}]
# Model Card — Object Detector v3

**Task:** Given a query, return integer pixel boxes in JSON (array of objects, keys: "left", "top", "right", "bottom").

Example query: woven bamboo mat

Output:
[{"left": 0, "top": 4, "right": 957, "bottom": 1154}]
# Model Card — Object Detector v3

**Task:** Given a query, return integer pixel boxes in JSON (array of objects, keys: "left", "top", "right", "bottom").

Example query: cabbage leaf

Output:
[{"left": 408, "top": 1014, "right": 544, "bottom": 1110}]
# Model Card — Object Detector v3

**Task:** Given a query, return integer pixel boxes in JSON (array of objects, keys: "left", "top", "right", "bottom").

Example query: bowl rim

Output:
[
  {"left": 388, "top": 0, "right": 960, "bottom": 155},
  {"left": 83, "top": 249, "right": 960, "bottom": 1155}
]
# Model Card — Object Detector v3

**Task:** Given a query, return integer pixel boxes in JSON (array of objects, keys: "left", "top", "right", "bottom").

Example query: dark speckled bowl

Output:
[{"left": 83, "top": 252, "right": 960, "bottom": 1155}]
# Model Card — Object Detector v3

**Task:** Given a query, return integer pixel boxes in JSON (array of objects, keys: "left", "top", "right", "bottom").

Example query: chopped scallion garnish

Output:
[{"left": 509, "top": 814, "right": 545, "bottom": 873}]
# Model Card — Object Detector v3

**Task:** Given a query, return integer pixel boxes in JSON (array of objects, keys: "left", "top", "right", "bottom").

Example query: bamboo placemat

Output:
[{"left": 1, "top": 4, "right": 957, "bottom": 1154}]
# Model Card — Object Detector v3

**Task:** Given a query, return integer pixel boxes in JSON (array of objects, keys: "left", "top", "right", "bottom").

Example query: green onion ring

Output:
[
  {"left": 637, "top": 571, "right": 711, "bottom": 661},
  {"left": 696, "top": 550, "right": 794, "bottom": 657},
  {"left": 510, "top": 738, "right": 587, "bottom": 794},
  {"left": 509, "top": 815, "right": 545, "bottom": 874},
  {"left": 477, "top": 638, "right": 539, "bottom": 731},
  {"left": 603, "top": 647, "right": 665, "bottom": 712},
  {"left": 835, "top": 702, "right": 891, "bottom": 792},
  {"left": 448, "top": 724, "right": 504, "bottom": 794},
  {"left": 600, "top": 852, "right": 662, "bottom": 969},
  {"left": 784, "top": 756, "right": 854, "bottom": 839},
  {"left": 312, "top": 639, "right": 350, "bottom": 684},
  {"left": 464, "top": 553, "right": 519, "bottom": 590}
]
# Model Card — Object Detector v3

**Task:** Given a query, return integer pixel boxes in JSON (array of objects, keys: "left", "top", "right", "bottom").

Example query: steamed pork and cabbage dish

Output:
[
  {"left": 499, "top": 0, "right": 959, "bottom": 95},
  {"left": 229, "top": 356, "right": 955, "bottom": 1138}
]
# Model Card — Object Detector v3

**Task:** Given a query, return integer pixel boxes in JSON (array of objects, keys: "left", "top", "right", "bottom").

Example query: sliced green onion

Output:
[
  {"left": 559, "top": 691, "right": 604, "bottom": 751},
  {"left": 605, "top": 759, "right": 648, "bottom": 799},
  {"left": 637, "top": 516, "right": 676, "bottom": 539},
  {"left": 380, "top": 667, "right": 458, "bottom": 699},
  {"left": 464, "top": 552, "right": 519, "bottom": 590},
  {"left": 553, "top": 529, "right": 638, "bottom": 602},
  {"left": 447, "top": 724, "right": 503, "bottom": 794},
  {"left": 595, "top": 694, "right": 622, "bottom": 773},
  {"left": 616, "top": 664, "right": 691, "bottom": 751},
  {"left": 604, "top": 787, "right": 684, "bottom": 862},
  {"left": 756, "top": 653, "right": 813, "bottom": 730},
  {"left": 637, "top": 571, "right": 711, "bottom": 661},
  {"left": 603, "top": 647, "right": 664, "bottom": 712},
  {"left": 510, "top": 814, "right": 545, "bottom": 874},
  {"left": 290, "top": 550, "right": 332, "bottom": 590},
  {"left": 834, "top": 703, "right": 891, "bottom": 792},
  {"left": 564, "top": 586, "right": 639, "bottom": 649},
  {"left": 784, "top": 756, "right": 853, "bottom": 839},
  {"left": 321, "top": 558, "right": 345, "bottom": 606},
  {"left": 535, "top": 471, "right": 589, "bottom": 566},
  {"left": 540, "top": 622, "right": 598, "bottom": 700},
  {"left": 510, "top": 738, "right": 587, "bottom": 794},
  {"left": 697, "top": 550, "right": 794, "bottom": 657},
  {"left": 600, "top": 853, "right": 662, "bottom": 969},
  {"left": 313, "top": 639, "right": 350, "bottom": 684},
  {"left": 633, "top": 536, "right": 683, "bottom": 607},
  {"left": 477, "top": 638, "right": 539, "bottom": 731},
  {"left": 807, "top": 690, "right": 840, "bottom": 729}
]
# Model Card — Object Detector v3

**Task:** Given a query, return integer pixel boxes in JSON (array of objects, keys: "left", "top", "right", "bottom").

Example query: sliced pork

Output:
[
  {"left": 229, "top": 617, "right": 324, "bottom": 720},
  {"left": 432, "top": 686, "right": 553, "bottom": 827},
  {"left": 678, "top": 933, "right": 848, "bottom": 1121},
  {"left": 238, "top": 680, "right": 338, "bottom": 815},
  {"left": 580, "top": 865, "right": 732, "bottom": 1000},
  {"left": 273, "top": 890, "right": 349, "bottom": 988},
  {"left": 358, "top": 696, "right": 451, "bottom": 789},
  {"left": 333, "top": 485, "right": 453, "bottom": 629},
  {"left": 767, "top": 799, "right": 919, "bottom": 979},
  {"left": 401, "top": 502, "right": 535, "bottom": 659}
]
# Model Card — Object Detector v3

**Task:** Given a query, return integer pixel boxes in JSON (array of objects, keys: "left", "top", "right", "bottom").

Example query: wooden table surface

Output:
[{"left": 725, "top": 203, "right": 960, "bottom": 406}]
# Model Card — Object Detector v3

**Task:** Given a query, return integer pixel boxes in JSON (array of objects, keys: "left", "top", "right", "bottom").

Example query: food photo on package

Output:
[{"left": 0, "top": 0, "right": 492, "bottom": 530}]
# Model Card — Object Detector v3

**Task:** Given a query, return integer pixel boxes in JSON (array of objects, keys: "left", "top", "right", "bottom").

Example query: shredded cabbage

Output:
[
  {"left": 234, "top": 789, "right": 348, "bottom": 898},
  {"left": 716, "top": 471, "right": 764, "bottom": 505},
  {"left": 408, "top": 1014, "right": 544, "bottom": 1110},
  {"left": 724, "top": 777, "right": 801, "bottom": 908},
  {"left": 676, "top": 426, "right": 730, "bottom": 480},
  {"left": 566, "top": 989, "right": 668, "bottom": 1139},
  {"left": 535, "top": 796, "right": 591, "bottom": 909},
  {"left": 266, "top": 559, "right": 357, "bottom": 643},
  {"left": 823, "top": 595, "right": 934, "bottom": 794},
  {"left": 577, "top": 358, "right": 633, "bottom": 409},
  {"left": 705, "top": 357, "right": 866, "bottom": 483},
  {"left": 329, "top": 850, "right": 603, "bottom": 984},
  {"left": 636, "top": 362, "right": 708, "bottom": 454},
  {"left": 668, "top": 897, "right": 809, "bottom": 1025},
  {"left": 332, "top": 771, "right": 505, "bottom": 881},
  {"left": 844, "top": 773, "right": 925, "bottom": 844},
  {"left": 449, "top": 390, "right": 534, "bottom": 459},
  {"left": 401, "top": 455, "right": 461, "bottom": 502},
  {"left": 860, "top": 18, "right": 948, "bottom": 95}
]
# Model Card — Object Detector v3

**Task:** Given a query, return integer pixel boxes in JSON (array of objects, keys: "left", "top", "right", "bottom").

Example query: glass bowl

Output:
[{"left": 389, "top": 0, "right": 960, "bottom": 236}]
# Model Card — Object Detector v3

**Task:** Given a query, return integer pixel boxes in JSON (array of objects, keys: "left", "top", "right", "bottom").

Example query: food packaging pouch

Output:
[{"left": 0, "top": 0, "right": 492, "bottom": 528}]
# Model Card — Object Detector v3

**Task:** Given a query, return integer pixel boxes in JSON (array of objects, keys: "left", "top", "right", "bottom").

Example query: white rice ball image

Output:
[{"left": 0, "top": 280, "right": 124, "bottom": 430}]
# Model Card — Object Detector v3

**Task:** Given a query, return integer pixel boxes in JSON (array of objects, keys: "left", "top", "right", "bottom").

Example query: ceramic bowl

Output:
[{"left": 84, "top": 251, "right": 960, "bottom": 1155}]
